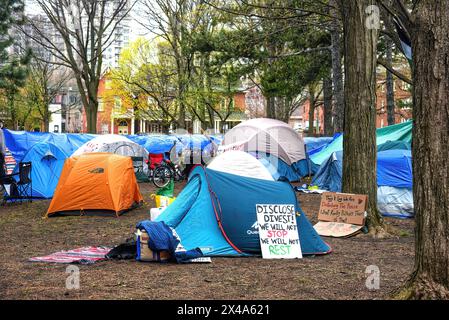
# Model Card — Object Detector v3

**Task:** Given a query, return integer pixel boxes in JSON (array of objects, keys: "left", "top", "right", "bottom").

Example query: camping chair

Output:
[
  {"left": 1, "top": 162, "right": 32, "bottom": 205},
  {"left": 148, "top": 153, "right": 165, "bottom": 170}
]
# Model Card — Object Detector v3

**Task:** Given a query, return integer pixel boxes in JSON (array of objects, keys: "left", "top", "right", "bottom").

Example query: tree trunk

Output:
[
  {"left": 341, "top": 0, "right": 384, "bottom": 231},
  {"left": 43, "top": 104, "right": 50, "bottom": 132},
  {"left": 397, "top": 1, "right": 449, "bottom": 299},
  {"left": 323, "top": 76, "right": 334, "bottom": 136},
  {"left": 308, "top": 86, "right": 316, "bottom": 135},
  {"left": 43, "top": 118, "right": 49, "bottom": 133},
  {"left": 330, "top": 0, "right": 344, "bottom": 133},
  {"left": 386, "top": 37, "right": 395, "bottom": 126},
  {"left": 86, "top": 101, "right": 98, "bottom": 134},
  {"left": 266, "top": 96, "right": 276, "bottom": 119}
]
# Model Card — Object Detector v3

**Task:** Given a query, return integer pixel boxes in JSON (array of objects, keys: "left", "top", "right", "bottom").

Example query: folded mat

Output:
[{"left": 29, "top": 246, "right": 112, "bottom": 265}]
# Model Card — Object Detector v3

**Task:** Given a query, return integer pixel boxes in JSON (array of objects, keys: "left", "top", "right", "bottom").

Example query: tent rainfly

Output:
[
  {"left": 155, "top": 166, "right": 331, "bottom": 256},
  {"left": 47, "top": 153, "right": 143, "bottom": 217},
  {"left": 219, "top": 118, "right": 308, "bottom": 181}
]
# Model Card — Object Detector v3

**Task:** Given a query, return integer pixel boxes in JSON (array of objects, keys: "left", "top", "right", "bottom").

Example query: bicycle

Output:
[
  {"left": 147, "top": 142, "right": 185, "bottom": 188},
  {"left": 152, "top": 158, "right": 185, "bottom": 188}
]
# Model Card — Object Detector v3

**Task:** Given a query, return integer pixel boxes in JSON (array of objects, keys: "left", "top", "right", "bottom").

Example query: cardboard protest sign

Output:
[
  {"left": 317, "top": 192, "right": 367, "bottom": 226},
  {"left": 313, "top": 221, "right": 363, "bottom": 238},
  {"left": 256, "top": 204, "right": 302, "bottom": 259}
]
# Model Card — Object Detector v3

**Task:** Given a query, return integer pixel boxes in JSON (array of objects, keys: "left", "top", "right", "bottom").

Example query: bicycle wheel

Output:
[{"left": 152, "top": 165, "right": 173, "bottom": 188}]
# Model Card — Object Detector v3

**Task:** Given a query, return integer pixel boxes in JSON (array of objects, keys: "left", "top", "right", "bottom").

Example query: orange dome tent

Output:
[{"left": 46, "top": 153, "right": 143, "bottom": 217}]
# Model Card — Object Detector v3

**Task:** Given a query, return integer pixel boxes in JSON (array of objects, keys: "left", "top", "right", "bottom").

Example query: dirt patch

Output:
[{"left": 0, "top": 182, "right": 414, "bottom": 299}]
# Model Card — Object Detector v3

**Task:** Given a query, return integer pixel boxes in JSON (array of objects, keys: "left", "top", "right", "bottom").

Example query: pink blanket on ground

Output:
[{"left": 29, "top": 246, "right": 112, "bottom": 264}]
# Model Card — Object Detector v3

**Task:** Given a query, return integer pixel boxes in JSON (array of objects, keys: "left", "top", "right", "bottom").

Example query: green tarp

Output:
[{"left": 310, "top": 121, "right": 412, "bottom": 166}]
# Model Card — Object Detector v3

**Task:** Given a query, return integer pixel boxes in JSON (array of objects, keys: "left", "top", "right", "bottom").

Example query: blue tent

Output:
[
  {"left": 311, "top": 150, "right": 413, "bottom": 192},
  {"left": 377, "top": 150, "right": 413, "bottom": 218},
  {"left": 249, "top": 152, "right": 304, "bottom": 181},
  {"left": 257, "top": 135, "right": 337, "bottom": 180},
  {"left": 18, "top": 142, "right": 70, "bottom": 198},
  {"left": 311, "top": 150, "right": 414, "bottom": 218},
  {"left": 156, "top": 166, "right": 331, "bottom": 256},
  {"left": 377, "top": 150, "right": 412, "bottom": 188},
  {"left": 310, "top": 121, "right": 413, "bottom": 166},
  {"left": 310, "top": 151, "right": 343, "bottom": 192}
]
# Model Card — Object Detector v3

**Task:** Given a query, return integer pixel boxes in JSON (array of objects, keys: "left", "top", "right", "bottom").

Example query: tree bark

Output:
[
  {"left": 330, "top": 0, "right": 344, "bottom": 133},
  {"left": 266, "top": 96, "right": 276, "bottom": 119},
  {"left": 341, "top": 0, "right": 384, "bottom": 231},
  {"left": 323, "top": 76, "right": 334, "bottom": 136},
  {"left": 86, "top": 101, "right": 98, "bottom": 134},
  {"left": 43, "top": 118, "right": 49, "bottom": 133},
  {"left": 396, "top": 1, "right": 449, "bottom": 299},
  {"left": 308, "top": 86, "right": 316, "bottom": 135},
  {"left": 386, "top": 37, "right": 395, "bottom": 126}
]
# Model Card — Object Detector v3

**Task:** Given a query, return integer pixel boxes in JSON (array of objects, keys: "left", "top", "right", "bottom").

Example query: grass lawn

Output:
[{"left": 0, "top": 182, "right": 414, "bottom": 299}]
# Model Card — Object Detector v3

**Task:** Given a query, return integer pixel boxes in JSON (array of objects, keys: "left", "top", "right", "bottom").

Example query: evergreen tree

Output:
[{"left": 0, "top": 0, "right": 30, "bottom": 129}]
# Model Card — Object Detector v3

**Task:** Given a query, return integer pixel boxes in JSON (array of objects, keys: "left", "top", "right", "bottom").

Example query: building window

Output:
[
  {"left": 114, "top": 97, "right": 122, "bottom": 110},
  {"left": 101, "top": 124, "right": 109, "bottom": 134},
  {"left": 118, "top": 120, "right": 128, "bottom": 135},
  {"left": 98, "top": 98, "right": 104, "bottom": 112},
  {"left": 69, "top": 95, "right": 77, "bottom": 104}
]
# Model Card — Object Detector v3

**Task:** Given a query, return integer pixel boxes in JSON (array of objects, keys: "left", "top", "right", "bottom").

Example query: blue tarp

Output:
[
  {"left": 132, "top": 134, "right": 219, "bottom": 156},
  {"left": 377, "top": 150, "right": 412, "bottom": 188},
  {"left": 3, "top": 130, "right": 223, "bottom": 199},
  {"left": 300, "top": 134, "right": 342, "bottom": 176},
  {"left": 310, "top": 121, "right": 413, "bottom": 166},
  {"left": 377, "top": 140, "right": 411, "bottom": 152},
  {"left": 175, "top": 134, "right": 216, "bottom": 154},
  {"left": 209, "top": 135, "right": 223, "bottom": 145},
  {"left": 310, "top": 152, "right": 343, "bottom": 192},
  {"left": 312, "top": 149, "right": 413, "bottom": 192},
  {"left": 156, "top": 166, "right": 331, "bottom": 256},
  {"left": 3, "top": 129, "right": 96, "bottom": 162},
  {"left": 125, "top": 134, "right": 149, "bottom": 147},
  {"left": 143, "top": 135, "right": 181, "bottom": 154},
  {"left": 304, "top": 136, "right": 336, "bottom": 156},
  {"left": 4, "top": 130, "right": 220, "bottom": 162}
]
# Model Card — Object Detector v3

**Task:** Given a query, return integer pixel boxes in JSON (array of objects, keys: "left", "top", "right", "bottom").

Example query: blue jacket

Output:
[{"left": 136, "top": 220, "right": 203, "bottom": 263}]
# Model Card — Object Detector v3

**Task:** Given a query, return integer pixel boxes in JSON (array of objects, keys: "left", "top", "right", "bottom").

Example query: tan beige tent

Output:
[{"left": 219, "top": 118, "right": 306, "bottom": 165}]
